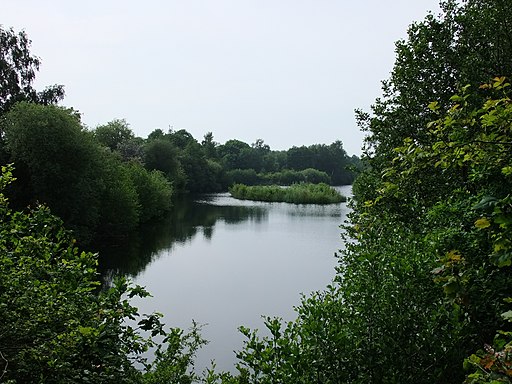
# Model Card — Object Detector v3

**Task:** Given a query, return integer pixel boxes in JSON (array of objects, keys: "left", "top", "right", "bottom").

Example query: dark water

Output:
[{"left": 99, "top": 185, "right": 351, "bottom": 373}]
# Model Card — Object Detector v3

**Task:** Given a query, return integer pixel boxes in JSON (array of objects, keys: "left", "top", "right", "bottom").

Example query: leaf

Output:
[
  {"left": 502, "top": 166, "right": 512, "bottom": 176},
  {"left": 428, "top": 101, "right": 440, "bottom": 111},
  {"left": 483, "top": 356, "right": 495, "bottom": 369},
  {"left": 475, "top": 217, "right": 491, "bottom": 229},
  {"left": 491, "top": 248, "right": 512, "bottom": 267},
  {"left": 473, "top": 196, "right": 498, "bottom": 210},
  {"left": 502, "top": 310, "right": 512, "bottom": 321},
  {"left": 443, "top": 280, "right": 459, "bottom": 295},
  {"left": 447, "top": 250, "right": 462, "bottom": 262},
  {"left": 78, "top": 326, "right": 95, "bottom": 336}
]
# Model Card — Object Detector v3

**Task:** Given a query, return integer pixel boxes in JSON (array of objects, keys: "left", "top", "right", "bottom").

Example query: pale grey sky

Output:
[{"left": 3, "top": 0, "right": 441, "bottom": 155}]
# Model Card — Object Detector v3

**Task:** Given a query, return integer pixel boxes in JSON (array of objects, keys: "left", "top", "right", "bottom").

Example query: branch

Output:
[{"left": 0, "top": 351, "right": 8, "bottom": 381}]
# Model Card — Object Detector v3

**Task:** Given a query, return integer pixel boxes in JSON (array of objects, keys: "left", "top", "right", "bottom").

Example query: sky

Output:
[{"left": 3, "top": 0, "right": 442, "bottom": 156}]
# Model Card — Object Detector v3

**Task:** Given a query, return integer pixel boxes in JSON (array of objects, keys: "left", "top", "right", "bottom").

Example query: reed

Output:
[{"left": 229, "top": 183, "right": 346, "bottom": 204}]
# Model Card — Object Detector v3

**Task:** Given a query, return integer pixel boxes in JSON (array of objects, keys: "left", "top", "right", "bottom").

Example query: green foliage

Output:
[
  {"left": 144, "top": 130, "right": 224, "bottom": 194},
  {"left": 264, "top": 168, "right": 331, "bottom": 185},
  {"left": 225, "top": 169, "right": 262, "bottom": 186},
  {"left": 142, "top": 323, "right": 207, "bottom": 384},
  {"left": 286, "top": 141, "right": 354, "bottom": 185},
  {"left": 0, "top": 164, "right": 204, "bottom": 383},
  {"left": 225, "top": 168, "right": 331, "bottom": 187},
  {"left": 2, "top": 102, "right": 104, "bottom": 239},
  {"left": 218, "top": 139, "right": 357, "bottom": 184},
  {"left": 383, "top": 78, "right": 512, "bottom": 383},
  {"left": 0, "top": 26, "right": 64, "bottom": 116},
  {"left": 95, "top": 152, "right": 141, "bottom": 238},
  {"left": 229, "top": 183, "right": 345, "bottom": 204},
  {"left": 218, "top": 140, "right": 252, "bottom": 170},
  {"left": 179, "top": 140, "right": 223, "bottom": 193},
  {"left": 464, "top": 331, "right": 512, "bottom": 383},
  {"left": 201, "top": 132, "right": 218, "bottom": 159},
  {"left": 1, "top": 103, "right": 174, "bottom": 242},
  {"left": 228, "top": 288, "right": 356, "bottom": 384},
  {"left": 92, "top": 118, "right": 135, "bottom": 152},
  {"left": 144, "top": 138, "right": 187, "bottom": 192},
  {"left": 347, "top": 1, "right": 512, "bottom": 377},
  {"left": 127, "top": 161, "right": 173, "bottom": 223}
]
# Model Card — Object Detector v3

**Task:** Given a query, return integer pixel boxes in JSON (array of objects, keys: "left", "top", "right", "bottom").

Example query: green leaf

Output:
[
  {"left": 428, "top": 101, "right": 440, "bottom": 111},
  {"left": 502, "top": 166, "right": 512, "bottom": 176},
  {"left": 443, "top": 280, "right": 460, "bottom": 295},
  {"left": 473, "top": 196, "right": 499, "bottom": 210},
  {"left": 475, "top": 217, "right": 491, "bottom": 229},
  {"left": 501, "top": 310, "right": 512, "bottom": 321}
]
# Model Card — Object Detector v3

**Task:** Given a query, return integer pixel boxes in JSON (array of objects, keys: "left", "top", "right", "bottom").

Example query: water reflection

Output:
[{"left": 97, "top": 196, "right": 268, "bottom": 283}]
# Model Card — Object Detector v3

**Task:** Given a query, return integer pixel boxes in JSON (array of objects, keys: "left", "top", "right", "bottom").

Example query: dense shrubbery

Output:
[
  {"left": 263, "top": 168, "right": 331, "bottom": 185},
  {"left": 127, "top": 162, "right": 173, "bottom": 223},
  {"left": 229, "top": 183, "right": 345, "bottom": 204},
  {"left": 226, "top": 167, "right": 331, "bottom": 186},
  {"left": 219, "top": 139, "right": 358, "bottom": 186},
  {"left": 0, "top": 102, "right": 174, "bottom": 243},
  {"left": 0, "top": 165, "right": 205, "bottom": 383}
]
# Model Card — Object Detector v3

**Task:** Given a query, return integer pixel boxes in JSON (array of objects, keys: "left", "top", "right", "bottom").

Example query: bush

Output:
[
  {"left": 0, "top": 164, "right": 204, "bottom": 383},
  {"left": 127, "top": 162, "right": 173, "bottom": 223},
  {"left": 226, "top": 169, "right": 261, "bottom": 186}
]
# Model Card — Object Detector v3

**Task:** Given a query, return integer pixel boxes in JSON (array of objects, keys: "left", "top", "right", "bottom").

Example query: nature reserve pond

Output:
[{"left": 99, "top": 185, "right": 352, "bottom": 373}]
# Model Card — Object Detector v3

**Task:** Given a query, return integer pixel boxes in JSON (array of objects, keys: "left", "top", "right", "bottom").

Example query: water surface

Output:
[{"left": 100, "top": 185, "right": 351, "bottom": 373}]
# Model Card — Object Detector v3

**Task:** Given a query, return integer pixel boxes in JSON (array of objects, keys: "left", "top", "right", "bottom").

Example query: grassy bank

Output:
[{"left": 229, "top": 183, "right": 346, "bottom": 204}]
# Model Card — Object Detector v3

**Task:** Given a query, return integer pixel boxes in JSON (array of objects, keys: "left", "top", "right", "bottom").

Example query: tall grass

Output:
[{"left": 229, "top": 183, "right": 346, "bottom": 204}]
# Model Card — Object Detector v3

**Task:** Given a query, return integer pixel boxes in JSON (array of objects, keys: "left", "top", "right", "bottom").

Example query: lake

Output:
[{"left": 99, "top": 185, "right": 352, "bottom": 373}]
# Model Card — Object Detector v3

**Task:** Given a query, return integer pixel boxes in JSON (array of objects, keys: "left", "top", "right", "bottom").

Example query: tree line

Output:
[{"left": 0, "top": 26, "right": 358, "bottom": 243}]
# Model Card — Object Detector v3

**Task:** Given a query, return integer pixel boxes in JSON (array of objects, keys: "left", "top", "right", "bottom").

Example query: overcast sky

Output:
[{"left": 3, "top": 0, "right": 441, "bottom": 155}]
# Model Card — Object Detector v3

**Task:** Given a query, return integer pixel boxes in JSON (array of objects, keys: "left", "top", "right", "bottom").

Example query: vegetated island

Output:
[{"left": 229, "top": 182, "right": 346, "bottom": 204}]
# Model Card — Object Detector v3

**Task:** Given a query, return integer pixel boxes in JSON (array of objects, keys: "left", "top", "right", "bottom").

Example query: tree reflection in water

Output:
[{"left": 96, "top": 195, "right": 268, "bottom": 285}]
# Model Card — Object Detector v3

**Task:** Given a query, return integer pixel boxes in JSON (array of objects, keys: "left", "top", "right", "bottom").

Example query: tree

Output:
[
  {"left": 346, "top": 0, "right": 512, "bottom": 378},
  {"left": 179, "top": 140, "right": 213, "bottom": 193},
  {"left": 93, "top": 120, "right": 145, "bottom": 162},
  {"left": 147, "top": 128, "right": 165, "bottom": 141},
  {"left": 285, "top": 142, "right": 354, "bottom": 185},
  {"left": 144, "top": 138, "right": 186, "bottom": 191},
  {"left": 0, "top": 103, "right": 168, "bottom": 242},
  {"left": 0, "top": 26, "right": 64, "bottom": 116},
  {"left": 201, "top": 131, "right": 218, "bottom": 159},
  {"left": 384, "top": 79, "right": 512, "bottom": 382},
  {"left": 218, "top": 139, "right": 251, "bottom": 170},
  {"left": 92, "top": 119, "right": 135, "bottom": 152},
  {"left": 358, "top": 0, "right": 512, "bottom": 193},
  {"left": 0, "top": 164, "right": 204, "bottom": 383},
  {"left": 346, "top": 0, "right": 512, "bottom": 379},
  {"left": 95, "top": 152, "right": 141, "bottom": 238},
  {"left": 286, "top": 145, "right": 313, "bottom": 170},
  {"left": 168, "top": 129, "right": 196, "bottom": 149},
  {"left": 1, "top": 102, "right": 104, "bottom": 239}
]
